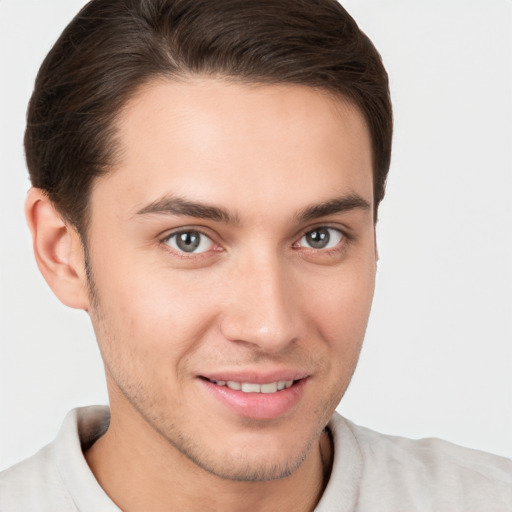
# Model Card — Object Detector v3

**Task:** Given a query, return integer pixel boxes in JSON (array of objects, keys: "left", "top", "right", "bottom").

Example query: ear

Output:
[{"left": 25, "top": 188, "right": 90, "bottom": 310}]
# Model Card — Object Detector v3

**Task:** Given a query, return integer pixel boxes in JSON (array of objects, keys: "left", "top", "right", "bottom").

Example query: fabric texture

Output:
[{"left": 1, "top": 406, "right": 511, "bottom": 511}]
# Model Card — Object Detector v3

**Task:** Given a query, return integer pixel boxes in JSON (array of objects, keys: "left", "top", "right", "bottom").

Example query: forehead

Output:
[{"left": 92, "top": 78, "right": 374, "bottom": 222}]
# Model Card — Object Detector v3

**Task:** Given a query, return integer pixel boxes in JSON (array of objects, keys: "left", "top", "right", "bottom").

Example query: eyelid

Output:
[
  {"left": 160, "top": 226, "right": 222, "bottom": 257},
  {"left": 299, "top": 226, "right": 342, "bottom": 245},
  {"left": 297, "top": 222, "right": 349, "bottom": 240},
  {"left": 160, "top": 224, "right": 216, "bottom": 242},
  {"left": 292, "top": 225, "right": 352, "bottom": 258}
]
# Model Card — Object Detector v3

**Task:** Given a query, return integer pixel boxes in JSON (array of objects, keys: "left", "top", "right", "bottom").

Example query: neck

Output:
[{"left": 85, "top": 403, "right": 332, "bottom": 512}]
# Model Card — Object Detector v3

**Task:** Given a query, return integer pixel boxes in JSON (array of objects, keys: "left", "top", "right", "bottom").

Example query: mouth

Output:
[
  {"left": 203, "top": 378, "right": 295, "bottom": 394},
  {"left": 199, "top": 375, "right": 307, "bottom": 420}
]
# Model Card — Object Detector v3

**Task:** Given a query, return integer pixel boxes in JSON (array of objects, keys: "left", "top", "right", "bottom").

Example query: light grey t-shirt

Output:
[{"left": 1, "top": 406, "right": 511, "bottom": 511}]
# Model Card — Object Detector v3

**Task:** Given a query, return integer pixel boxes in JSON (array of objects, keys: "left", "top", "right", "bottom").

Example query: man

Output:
[{"left": 0, "top": 0, "right": 511, "bottom": 510}]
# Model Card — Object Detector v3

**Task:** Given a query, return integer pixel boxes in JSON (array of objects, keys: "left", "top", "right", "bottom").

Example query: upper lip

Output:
[{"left": 200, "top": 370, "right": 310, "bottom": 384}]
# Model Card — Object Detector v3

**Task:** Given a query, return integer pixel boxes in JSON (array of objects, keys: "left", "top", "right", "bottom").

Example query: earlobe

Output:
[{"left": 25, "top": 188, "right": 90, "bottom": 310}]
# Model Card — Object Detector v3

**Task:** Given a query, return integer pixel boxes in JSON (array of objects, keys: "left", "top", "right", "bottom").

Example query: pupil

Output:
[
  {"left": 306, "top": 228, "right": 329, "bottom": 249},
  {"left": 177, "top": 231, "right": 200, "bottom": 252}
]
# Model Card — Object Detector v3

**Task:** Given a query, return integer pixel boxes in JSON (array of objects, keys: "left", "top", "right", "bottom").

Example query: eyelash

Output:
[
  {"left": 161, "top": 228, "right": 220, "bottom": 259},
  {"left": 293, "top": 227, "right": 346, "bottom": 253},
  {"left": 160, "top": 226, "right": 349, "bottom": 258}
]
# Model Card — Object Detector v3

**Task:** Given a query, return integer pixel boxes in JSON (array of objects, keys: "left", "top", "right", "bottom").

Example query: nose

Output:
[{"left": 220, "top": 251, "right": 301, "bottom": 353}]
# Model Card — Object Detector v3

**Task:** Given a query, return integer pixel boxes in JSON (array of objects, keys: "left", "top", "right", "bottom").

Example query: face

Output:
[{"left": 85, "top": 78, "right": 376, "bottom": 481}]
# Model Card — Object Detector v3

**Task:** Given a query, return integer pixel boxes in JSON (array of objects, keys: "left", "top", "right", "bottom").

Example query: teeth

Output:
[
  {"left": 241, "top": 383, "right": 261, "bottom": 393},
  {"left": 212, "top": 379, "right": 294, "bottom": 393},
  {"left": 261, "top": 382, "right": 278, "bottom": 393}
]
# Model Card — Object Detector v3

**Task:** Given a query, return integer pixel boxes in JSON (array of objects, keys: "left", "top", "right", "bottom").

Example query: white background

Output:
[{"left": 0, "top": 1, "right": 511, "bottom": 471}]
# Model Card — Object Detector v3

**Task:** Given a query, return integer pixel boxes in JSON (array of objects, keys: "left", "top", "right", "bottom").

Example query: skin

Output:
[{"left": 26, "top": 78, "right": 376, "bottom": 512}]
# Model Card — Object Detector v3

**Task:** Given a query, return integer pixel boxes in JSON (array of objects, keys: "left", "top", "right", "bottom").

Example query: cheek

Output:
[
  {"left": 89, "top": 251, "right": 221, "bottom": 362},
  {"left": 304, "top": 262, "right": 375, "bottom": 340},
  {"left": 299, "top": 258, "right": 375, "bottom": 391}
]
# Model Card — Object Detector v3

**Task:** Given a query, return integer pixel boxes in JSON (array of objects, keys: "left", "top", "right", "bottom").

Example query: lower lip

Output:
[{"left": 199, "top": 378, "right": 307, "bottom": 420}]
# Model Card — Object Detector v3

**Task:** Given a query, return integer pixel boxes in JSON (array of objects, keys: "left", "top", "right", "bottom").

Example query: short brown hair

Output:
[{"left": 25, "top": 0, "right": 392, "bottom": 233}]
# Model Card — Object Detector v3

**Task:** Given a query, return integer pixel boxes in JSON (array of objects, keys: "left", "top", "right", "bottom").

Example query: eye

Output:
[
  {"left": 298, "top": 227, "right": 343, "bottom": 250},
  {"left": 164, "top": 230, "right": 214, "bottom": 254}
]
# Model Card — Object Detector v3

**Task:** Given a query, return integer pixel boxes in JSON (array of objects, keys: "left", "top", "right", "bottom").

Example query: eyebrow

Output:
[
  {"left": 135, "top": 192, "right": 370, "bottom": 225},
  {"left": 296, "top": 193, "right": 371, "bottom": 222},
  {"left": 135, "top": 195, "right": 240, "bottom": 224}
]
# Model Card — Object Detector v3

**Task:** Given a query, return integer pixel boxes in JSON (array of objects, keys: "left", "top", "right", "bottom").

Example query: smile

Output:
[
  {"left": 206, "top": 378, "right": 295, "bottom": 394},
  {"left": 200, "top": 375, "right": 307, "bottom": 419}
]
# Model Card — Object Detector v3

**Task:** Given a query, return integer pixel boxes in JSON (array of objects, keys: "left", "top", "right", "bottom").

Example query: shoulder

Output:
[
  {"left": 0, "top": 444, "right": 77, "bottom": 512},
  {"left": 326, "top": 413, "right": 512, "bottom": 512},
  {"left": 0, "top": 406, "right": 114, "bottom": 512}
]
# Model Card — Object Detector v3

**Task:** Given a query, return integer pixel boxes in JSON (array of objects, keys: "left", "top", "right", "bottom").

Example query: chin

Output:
[
  {"left": 178, "top": 439, "right": 312, "bottom": 482},
  {"left": 156, "top": 414, "right": 323, "bottom": 483}
]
